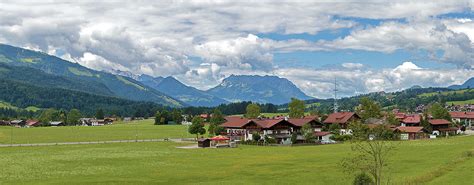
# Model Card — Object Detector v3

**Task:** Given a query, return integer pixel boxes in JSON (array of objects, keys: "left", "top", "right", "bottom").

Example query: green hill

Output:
[{"left": 0, "top": 44, "right": 184, "bottom": 107}]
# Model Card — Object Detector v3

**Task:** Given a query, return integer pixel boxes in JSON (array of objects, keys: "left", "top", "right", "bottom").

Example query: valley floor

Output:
[{"left": 0, "top": 133, "right": 472, "bottom": 184}]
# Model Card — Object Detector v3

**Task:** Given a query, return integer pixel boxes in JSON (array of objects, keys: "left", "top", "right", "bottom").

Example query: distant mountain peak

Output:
[{"left": 207, "top": 75, "right": 313, "bottom": 104}]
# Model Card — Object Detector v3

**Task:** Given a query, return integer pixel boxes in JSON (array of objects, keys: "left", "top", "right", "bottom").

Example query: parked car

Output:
[{"left": 320, "top": 140, "right": 336, "bottom": 144}]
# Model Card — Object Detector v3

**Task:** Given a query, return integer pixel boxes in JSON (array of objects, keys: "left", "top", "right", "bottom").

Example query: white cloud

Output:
[{"left": 0, "top": 1, "right": 473, "bottom": 98}]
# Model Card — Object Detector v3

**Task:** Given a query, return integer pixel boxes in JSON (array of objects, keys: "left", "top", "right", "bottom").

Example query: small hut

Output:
[{"left": 198, "top": 138, "right": 211, "bottom": 148}]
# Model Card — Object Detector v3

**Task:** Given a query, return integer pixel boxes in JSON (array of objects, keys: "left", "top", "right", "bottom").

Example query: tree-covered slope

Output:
[{"left": 0, "top": 44, "right": 184, "bottom": 107}]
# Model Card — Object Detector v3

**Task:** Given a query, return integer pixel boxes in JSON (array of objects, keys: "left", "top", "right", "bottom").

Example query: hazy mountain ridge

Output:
[{"left": 207, "top": 75, "right": 313, "bottom": 105}]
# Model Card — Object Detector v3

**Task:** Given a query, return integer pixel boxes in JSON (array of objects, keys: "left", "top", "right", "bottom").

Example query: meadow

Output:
[
  {"left": 0, "top": 131, "right": 472, "bottom": 184},
  {"left": 0, "top": 119, "right": 194, "bottom": 144}
]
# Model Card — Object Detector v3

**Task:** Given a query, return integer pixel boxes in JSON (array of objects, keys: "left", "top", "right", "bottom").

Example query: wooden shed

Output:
[{"left": 198, "top": 138, "right": 211, "bottom": 148}]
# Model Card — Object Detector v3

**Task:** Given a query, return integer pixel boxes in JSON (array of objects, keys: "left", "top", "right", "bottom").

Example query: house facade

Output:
[
  {"left": 323, "top": 112, "right": 360, "bottom": 134},
  {"left": 449, "top": 111, "right": 474, "bottom": 128},
  {"left": 222, "top": 116, "right": 321, "bottom": 142}
]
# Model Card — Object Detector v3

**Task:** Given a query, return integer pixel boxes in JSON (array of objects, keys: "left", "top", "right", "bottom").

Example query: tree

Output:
[
  {"left": 328, "top": 123, "right": 341, "bottom": 135},
  {"left": 245, "top": 103, "right": 261, "bottom": 118},
  {"left": 208, "top": 109, "right": 226, "bottom": 136},
  {"left": 66, "top": 109, "right": 82, "bottom": 125},
  {"left": 429, "top": 103, "right": 452, "bottom": 121},
  {"left": 342, "top": 135, "right": 396, "bottom": 185},
  {"left": 95, "top": 109, "right": 105, "bottom": 119},
  {"left": 385, "top": 112, "right": 399, "bottom": 126},
  {"left": 356, "top": 97, "right": 382, "bottom": 121},
  {"left": 188, "top": 116, "right": 206, "bottom": 139},
  {"left": 252, "top": 132, "right": 261, "bottom": 141},
  {"left": 38, "top": 108, "right": 58, "bottom": 124},
  {"left": 291, "top": 132, "right": 298, "bottom": 144},
  {"left": 171, "top": 109, "right": 183, "bottom": 124},
  {"left": 154, "top": 111, "right": 162, "bottom": 125},
  {"left": 301, "top": 123, "right": 315, "bottom": 142},
  {"left": 420, "top": 112, "right": 432, "bottom": 133},
  {"left": 289, "top": 98, "right": 305, "bottom": 118}
]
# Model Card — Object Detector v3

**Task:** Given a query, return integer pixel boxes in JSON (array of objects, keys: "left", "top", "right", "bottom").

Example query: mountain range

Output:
[
  {"left": 207, "top": 75, "right": 313, "bottom": 105},
  {"left": 448, "top": 77, "right": 474, "bottom": 90},
  {"left": 0, "top": 44, "right": 314, "bottom": 108}
]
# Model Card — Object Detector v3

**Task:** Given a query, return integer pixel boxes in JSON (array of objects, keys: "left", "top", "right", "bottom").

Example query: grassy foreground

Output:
[
  {"left": 0, "top": 135, "right": 472, "bottom": 184},
  {"left": 0, "top": 119, "right": 194, "bottom": 144}
]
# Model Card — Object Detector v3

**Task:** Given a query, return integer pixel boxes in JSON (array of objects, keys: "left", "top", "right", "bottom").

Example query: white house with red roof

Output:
[{"left": 449, "top": 111, "right": 474, "bottom": 128}]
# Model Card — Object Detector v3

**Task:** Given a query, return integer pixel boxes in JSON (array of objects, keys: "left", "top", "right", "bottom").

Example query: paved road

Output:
[{"left": 0, "top": 138, "right": 196, "bottom": 147}]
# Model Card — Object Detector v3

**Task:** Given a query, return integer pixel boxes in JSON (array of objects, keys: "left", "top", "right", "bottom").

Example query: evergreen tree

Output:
[{"left": 95, "top": 109, "right": 105, "bottom": 119}]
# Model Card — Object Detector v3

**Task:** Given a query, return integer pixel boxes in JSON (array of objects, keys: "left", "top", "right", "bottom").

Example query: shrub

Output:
[
  {"left": 330, "top": 134, "right": 352, "bottom": 141},
  {"left": 353, "top": 173, "right": 373, "bottom": 185},
  {"left": 252, "top": 132, "right": 261, "bottom": 141}
]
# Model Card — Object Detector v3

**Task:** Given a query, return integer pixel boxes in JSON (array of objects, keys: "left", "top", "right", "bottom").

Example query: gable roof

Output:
[
  {"left": 26, "top": 120, "right": 40, "bottom": 126},
  {"left": 402, "top": 114, "right": 421, "bottom": 124},
  {"left": 323, "top": 112, "right": 358, "bottom": 124},
  {"left": 287, "top": 115, "right": 319, "bottom": 127},
  {"left": 222, "top": 116, "right": 251, "bottom": 128},
  {"left": 395, "top": 126, "right": 424, "bottom": 133},
  {"left": 428, "top": 119, "right": 451, "bottom": 125},
  {"left": 449, "top": 112, "right": 474, "bottom": 119}
]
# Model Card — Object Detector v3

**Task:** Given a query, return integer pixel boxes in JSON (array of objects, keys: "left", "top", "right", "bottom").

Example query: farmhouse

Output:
[
  {"left": 222, "top": 115, "right": 321, "bottom": 142},
  {"left": 323, "top": 112, "right": 360, "bottom": 134},
  {"left": 26, "top": 120, "right": 40, "bottom": 127},
  {"left": 428, "top": 119, "right": 458, "bottom": 135},
  {"left": 49, "top": 121, "right": 64, "bottom": 126},
  {"left": 10, "top": 120, "right": 26, "bottom": 127},
  {"left": 400, "top": 114, "right": 421, "bottom": 127},
  {"left": 394, "top": 126, "right": 425, "bottom": 140},
  {"left": 0, "top": 120, "right": 10, "bottom": 126},
  {"left": 449, "top": 111, "right": 474, "bottom": 128}
]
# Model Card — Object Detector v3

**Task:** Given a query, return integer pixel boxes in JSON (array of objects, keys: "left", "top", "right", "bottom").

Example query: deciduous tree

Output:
[
  {"left": 245, "top": 103, "right": 261, "bottom": 118},
  {"left": 289, "top": 98, "right": 305, "bottom": 118},
  {"left": 189, "top": 116, "right": 206, "bottom": 139}
]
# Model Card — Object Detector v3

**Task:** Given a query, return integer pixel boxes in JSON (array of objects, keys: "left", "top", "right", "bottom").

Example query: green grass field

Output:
[
  {"left": 447, "top": 99, "right": 474, "bottom": 105},
  {"left": 418, "top": 89, "right": 474, "bottom": 98},
  {"left": 0, "top": 119, "right": 194, "bottom": 144},
  {"left": 0, "top": 119, "right": 473, "bottom": 184},
  {"left": 0, "top": 135, "right": 472, "bottom": 184}
]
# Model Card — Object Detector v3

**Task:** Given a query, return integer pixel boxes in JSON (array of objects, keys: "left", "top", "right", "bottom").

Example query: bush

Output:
[
  {"left": 330, "top": 134, "right": 352, "bottom": 141},
  {"left": 291, "top": 132, "right": 298, "bottom": 144},
  {"left": 252, "top": 132, "right": 261, "bottom": 141},
  {"left": 353, "top": 173, "right": 373, "bottom": 185}
]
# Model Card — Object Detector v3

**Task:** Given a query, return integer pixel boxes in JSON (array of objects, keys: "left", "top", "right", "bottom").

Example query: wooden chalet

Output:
[
  {"left": 449, "top": 111, "right": 474, "bottom": 128},
  {"left": 400, "top": 114, "right": 421, "bottom": 127},
  {"left": 394, "top": 126, "right": 425, "bottom": 140},
  {"left": 323, "top": 112, "right": 360, "bottom": 128},
  {"left": 222, "top": 115, "right": 321, "bottom": 142},
  {"left": 428, "top": 119, "right": 457, "bottom": 135}
]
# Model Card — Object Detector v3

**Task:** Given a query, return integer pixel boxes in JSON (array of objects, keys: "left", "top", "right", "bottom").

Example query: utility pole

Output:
[{"left": 333, "top": 77, "right": 338, "bottom": 113}]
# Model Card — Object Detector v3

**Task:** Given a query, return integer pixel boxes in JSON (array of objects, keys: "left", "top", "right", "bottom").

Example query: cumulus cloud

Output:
[
  {"left": 0, "top": 1, "right": 473, "bottom": 98},
  {"left": 276, "top": 62, "right": 474, "bottom": 98}
]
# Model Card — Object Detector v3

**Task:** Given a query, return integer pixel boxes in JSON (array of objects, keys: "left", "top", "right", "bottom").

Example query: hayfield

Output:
[
  {"left": 0, "top": 119, "right": 194, "bottom": 144},
  {"left": 0, "top": 127, "right": 472, "bottom": 184}
]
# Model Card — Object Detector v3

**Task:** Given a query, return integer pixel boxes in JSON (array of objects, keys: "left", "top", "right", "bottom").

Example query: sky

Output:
[{"left": 1, "top": 0, "right": 474, "bottom": 98}]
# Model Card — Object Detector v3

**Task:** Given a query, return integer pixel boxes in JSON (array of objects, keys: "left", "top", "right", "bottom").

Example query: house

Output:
[
  {"left": 394, "top": 126, "right": 425, "bottom": 140},
  {"left": 222, "top": 116, "right": 322, "bottom": 142},
  {"left": 428, "top": 119, "right": 457, "bottom": 135},
  {"left": 10, "top": 120, "right": 26, "bottom": 127},
  {"left": 49, "top": 121, "right": 64, "bottom": 126},
  {"left": 314, "top": 131, "right": 333, "bottom": 141},
  {"left": 80, "top": 118, "right": 113, "bottom": 126},
  {"left": 0, "top": 120, "right": 10, "bottom": 126},
  {"left": 197, "top": 138, "right": 211, "bottom": 148},
  {"left": 400, "top": 114, "right": 421, "bottom": 127},
  {"left": 323, "top": 112, "right": 360, "bottom": 134},
  {"left": 449, "top": 111, "right": 474, "bottom": 128},
  {"left": 26, "top": 120, "right": 41, "bottom": 127}
]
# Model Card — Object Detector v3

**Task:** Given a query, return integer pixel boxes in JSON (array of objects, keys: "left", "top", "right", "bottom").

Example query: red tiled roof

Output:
[
  {"left": 395, "top": 113, "right": 406, "bottom": 119},
  {"left": 449, "top": 112, "right": 474, "bottom": 119},
  {"left": 428, "top": 119, "right": 451, "bottom": 125},
  {"left": 314, "top": 131, "right": 331, "bottom": 136},
  {"left": 395, "top": 126, "right": 424, "bottom": 133},
  {"left": 222, "top": 116, "right": 251, "bottom": 128},
  {"left": 254, "top": 119, "right": 287, "bottom": 128},
  {"left": 323, "top": 112, "right": 358, "bottom": 124},
  {"left": 402, "top": 114, "right": 421, "bottom": 124},
  {"left": 26, "top": 120, "right": 39, "bottom": 126},
  {"left": 287, "top": 115, "right": 319, "bottom": 127}
]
